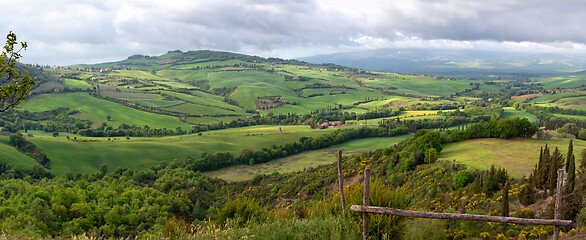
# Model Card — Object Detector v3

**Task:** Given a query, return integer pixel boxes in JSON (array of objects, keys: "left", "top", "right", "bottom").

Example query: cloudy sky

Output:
[{"left": 3, "top": 0, "right": 586, "bottom": 65}]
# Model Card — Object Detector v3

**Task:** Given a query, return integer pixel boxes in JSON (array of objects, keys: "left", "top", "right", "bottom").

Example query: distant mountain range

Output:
[{"left": 299, "top": 48, "right": 586, "bottom": 75}]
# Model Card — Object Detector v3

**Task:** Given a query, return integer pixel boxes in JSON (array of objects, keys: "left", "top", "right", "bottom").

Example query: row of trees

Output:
[
  {"left": 186, "top": 124, "right": 409, "bottom": 172},
  {"left": 9, "top": 133, "right": 51, "bottom": 170}
]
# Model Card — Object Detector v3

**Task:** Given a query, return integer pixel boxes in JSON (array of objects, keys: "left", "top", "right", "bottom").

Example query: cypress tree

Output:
[
  {"left": 501, "top": 181, "right": 510, "bottom": 217},
  {"left": 519, "top": 176, "right": 536, "bottom": 206},
  {"left": 538, "top": 145, "right": 551, "bottom": 190},
  {"left": 565, "top": 153, "right": 575, "bottom": 194},
  {"left": 566, "top": 139, "right": 573, "bottom": 172},
  {"left": 580, "top": 149, "right": 586, "bottom": 170},
  {"left": 548, "top": 147, "right": 563, "bottom": 196},
  {"left": 538, "top": 146, "right": 543, "bottom": 172}
]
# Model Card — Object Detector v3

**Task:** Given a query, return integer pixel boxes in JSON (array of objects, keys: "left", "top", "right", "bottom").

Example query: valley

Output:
[{"left": 1, "top": 50, "right": 586, "bottom": 239}]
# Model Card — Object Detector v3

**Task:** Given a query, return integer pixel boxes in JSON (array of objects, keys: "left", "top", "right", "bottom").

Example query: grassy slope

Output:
[
  {"left": 441, "top": 138, "right": 586, "bottom": 178},
  {"left": 19, "top": 93, "right": 190, "bottom": 129},
  {"left": 534, "top": 73, "right": 586, "bottom": 89},
  {"left": 0, "top": 136, "right": 39, "bottom": 170},
  {"left": 501, "top": 107, "right": 539, "bottom": 123},
  {"left": 25, "top": 126, "right": 357, "bottom": 175},
  {"left": 62, "top": 78, "right": 92, "bottom": 90},
  {"left": 205, "top": 134, "right": 413, "bottom": 181},
  {"left": 365, "top": 74, "right": 474, "bottom": 97}
]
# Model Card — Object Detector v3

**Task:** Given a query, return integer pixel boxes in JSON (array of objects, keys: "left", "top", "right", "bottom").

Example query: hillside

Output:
[
  {"left": 1, "top": 50, "right": 584, "bottom": 176},
  {"left": 0, "top": 50, "right": 585, "bottom": 239}
]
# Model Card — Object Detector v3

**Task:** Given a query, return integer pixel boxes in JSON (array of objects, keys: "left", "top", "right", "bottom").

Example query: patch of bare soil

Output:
[
  {"left": 353, "top": 74, "right": 373, "bottom": 79},
  {"left": 511, "top": 93, "right": 543, "bottom": 99},
  {"left": 156, "top": 59, "right": 179, "bottom": 64},
  {"left": 387, "top": 101, "right": 411, "bottom": 107}
]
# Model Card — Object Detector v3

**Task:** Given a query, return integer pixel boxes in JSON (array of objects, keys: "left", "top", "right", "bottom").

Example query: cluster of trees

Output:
[
  {"left": 518, "top": 141, "right": 586, "bottom": 220},
  {"left": 441, "top": 117, "right": 538, "bottom": 143},
  {"left": 468, "top": 166, "right": 509, "bottom": 197},
  {"left": 9, "top": 133, "right": 51, "bottom": 170},
  {"left": 520, "top": 104, "right": 586, "bottom": 130},
  {"left": 385, "top": 129, "right": 443, "bottom": 172},
  {"left": 78, "top": 124, "right": 184, "bottom": 137}
]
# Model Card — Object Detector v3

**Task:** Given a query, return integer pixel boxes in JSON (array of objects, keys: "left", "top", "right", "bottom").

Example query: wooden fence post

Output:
[
  {"left": 363, "top": 168, "right": 371, "bottom": 240},
  {"left": 553, "top": 168, "right": 564, "bottom": 240},
  {"left": 351, "top": 169, "right": 573, "bottom": 239},
  {"left": 337, "top": 149, "right": 346, "bottom": 213}
]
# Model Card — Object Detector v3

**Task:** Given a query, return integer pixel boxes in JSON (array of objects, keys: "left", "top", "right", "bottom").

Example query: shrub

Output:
[
  {"left": 216, "top": 197, "right": 267, "bottom": 227},
  {"left": 453, "top": 170, "right": 473, "bottom": 189}
]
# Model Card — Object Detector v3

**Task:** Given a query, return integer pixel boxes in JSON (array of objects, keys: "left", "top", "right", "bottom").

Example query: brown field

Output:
[{"left": 511, "top": 93, "right": 543, "bottom": 99}]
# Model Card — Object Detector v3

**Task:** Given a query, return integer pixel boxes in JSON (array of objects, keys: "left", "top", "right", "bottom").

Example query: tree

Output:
[
  {"left": 453, "top": 170, "right": 473, "bottom": 189},
  {"left": 1, "top": 32, "right": 36, "bottom": 112},
  {"left": 566, "top": 139, "right": 573, "bottom": 172},
  {"left": 518, "top": 180, "right": 536, "bottom": 206},
  {"left": 548, "top": 147, "right": 563, "bottom": 196},
  {"left": 565, "top": 153, "right": 576, "bottom": 194}
]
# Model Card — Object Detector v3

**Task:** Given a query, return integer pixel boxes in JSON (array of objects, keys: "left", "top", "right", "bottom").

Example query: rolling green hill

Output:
[
  {"left": 19, "top": 93, "right": 191, "bottom": 129},
  {"left": 441, "top": 138, "right": 586, "bottom": 178},
  {"left": 23, "top": 125, "right": 360, "bottom": 175},
  {"left": 3, "top": 49, "right": 584, "bottom": 178}
]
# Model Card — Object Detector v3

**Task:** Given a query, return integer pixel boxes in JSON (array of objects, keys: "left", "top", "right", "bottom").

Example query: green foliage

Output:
[
  {"left": 518, "top": 181, "right": 536, "bottom": 206},
  {"left": 453, "top": 170, "right": 473, "bottom": 189},
  {"left": 578, "top": 129, "right": 586, "bottom": 140},
  {"left": 0, "top": 32, "right": 36, "bottom": 112},
  {"left": 565, "top": 150, "right": 576, "bottom": 194},
  {"left": 9, "top": 133, "right": 51, "bottom": 169},
  {"left": 216, "top": 197, "right": 267, "bottom": 227},
  {"left": 342, "top": 178, "right": 410, "bottom": 240},
  {"left": 548, "top": 147, "right": 564, "bottom": 196}
]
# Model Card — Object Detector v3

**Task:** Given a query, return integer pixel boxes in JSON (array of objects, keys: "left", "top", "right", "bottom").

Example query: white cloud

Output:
[{"left": 3, "top": 0, "right": 586, "bottom": 65}]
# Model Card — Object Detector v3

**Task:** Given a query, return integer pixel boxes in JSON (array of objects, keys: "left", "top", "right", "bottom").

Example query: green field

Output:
[
  {"left": 364, "top": 74, "right": 475, "bottom": 97},
  {"left": 533, "top": 74, "right": 586, "bottom": 89},
  {"left": 184, "top": 116, "right": 246, "bottom": 125},
  {"left": 526, "top": 92, "right": 585, "bottom": 105},
  {"left": 126, "top": 98, "right": 184, "bottom": 108},
  {"left": 21, "top": 126, "right": 358, "bottom": 175},
  {"left": 62, "top": 78, "right": 92, "bottom": 90},
  {"left": 19, "top": 93, "right": 190, "bottom": 129},
  {"left": 18, "top": 50, "right": 584, "bottom": 182},
  {"left": 441, "top": 138, "right": 586, "bottom": 178},
  {"left": 554, "top": 114, "right": 586, "bottom": 120},
  {"left": 205, "top": 134, "right": 413, "bottom": 181},
  {"left": 501, "top": 107, "right": 539, "bottom": 123}
]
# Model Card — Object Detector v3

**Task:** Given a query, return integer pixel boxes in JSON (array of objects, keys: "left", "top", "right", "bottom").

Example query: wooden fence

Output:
[{"left": 340, "top": 165, "right": 575, "bottom": 240}]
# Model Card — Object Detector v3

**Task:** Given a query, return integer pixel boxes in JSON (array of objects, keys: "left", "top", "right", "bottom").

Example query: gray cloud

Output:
[{"left": 2, "top": 0, "right": 586, "bottom": 65}]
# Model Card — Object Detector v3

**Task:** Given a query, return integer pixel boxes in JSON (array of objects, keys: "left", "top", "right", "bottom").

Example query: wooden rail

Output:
[
  {"left": 351, "top": 168, "right": 574, "bottom": 240},
  {"left": 350, "top": 206, "right": 574, "bottom": 226}
]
